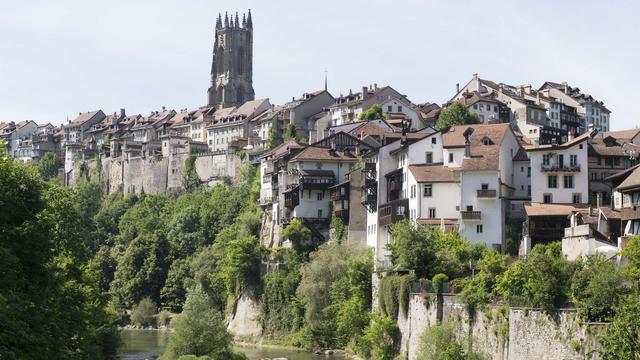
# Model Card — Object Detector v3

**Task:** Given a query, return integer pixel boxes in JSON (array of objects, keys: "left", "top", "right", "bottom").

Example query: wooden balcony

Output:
[
  {"left": 284, "top": 190, "right": 299, "bottom": 209},
  {"left": 331, "top": 191, "right": 348, "bottom": 201},
  {"left": 621, "top": 205, "right": 640, "bottom": 221},
  {"left": 378, "top": 198, "right": 409, "bottom": 226},
  {"left": 477, "top": 189, "right": 497, "bottom": 198},
  {"left": 460, "top": 211, "right": 481, "bottom": 220},
  {"left": 334, "top": 209, "right": 349, "bottom": 218}
]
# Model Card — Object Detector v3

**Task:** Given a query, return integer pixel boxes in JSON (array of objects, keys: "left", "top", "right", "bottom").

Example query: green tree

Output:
[
  {"left": 284, "top": 123, "right": 297, "bottom": 141},
  {"left": 282, "top": 219, "right": 313, "bottom": 255},
  {"left": 0, "top": 157, "right": 119, "bottom": 359},
  {"left": 131, "top": 297, "right": 157, "bottom": 327},
  {"left": 435, "top": 102, "right": 480, "bottom": 130},
  {"left": 267, "top": 127, "right": 283, "bottom": 149},
  {"left": 219, "top": 236, "right": 263, "bottom": 296},
  {"left": 416, "top": 323, "right": 484, "bottom": 360},
  {"left": 570, "top": 254, "right": 628, "bottom": 322},
  {"left": 183, "top": 155, "right": 200, "bottom": 192},
  {"left": 161, "top": 258, "right": 192, "bottom": 311},
  {"left": 621, "top": 235, "right": 640, "bottom": 282},
  {"left": 161, "top": 287, "right": 242, "bottom": 360},
  {"left": 358, "top": 313, "right": 400, "bottom": 360},
  {"left": 598, "top": 294, "right": 640, "bottom": 360},
  {"left": 359, "top": 104, "right": 384, "bottom": 121},
  {"left": 496, "top": 242, "right": 571, "bottom": 311},
  {"left": 37, "top": 152, "right": 61, "bottom": 180}
]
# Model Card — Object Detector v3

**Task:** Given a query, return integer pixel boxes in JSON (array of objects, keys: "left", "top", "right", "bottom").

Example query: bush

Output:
[
  {"left": 378, "top": 274, "right": 414, "bottom": 320},
  {"left": 432, "top": 273, "right": 449, "bottom": 294},
  {"left": 598, "top": 294, "right": 640, "bottom": 360},
  {"left": 157, "top": 310, "right": 172, "bottom": 328},
  {"left": 131, "top": 297, "right": 157, "bottom": 327},
  {"left": 358, "top": 313, "right": 400, "bottom": 360}
]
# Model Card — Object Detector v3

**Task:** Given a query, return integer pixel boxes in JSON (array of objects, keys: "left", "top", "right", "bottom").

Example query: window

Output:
[
  {"left": 317, "top": 192, "right": 324, "bottom": 200},
  {"left": 579, "top": 144, "right": 583, "bottom": 149},
  {"left": 410, "top": 185, "right": 416, "bottom": 198},
  {"left": 481, "top": 183, "right": 489, "bottom": 190},
  {"left": 428, "top": 208, "right": 436, "bottom": 218},
  {"left": 423, "top": 184, "right": 433, "bottom": 197},
  {"left": 548, "top": 175, "right": 558, "bottom": 188},
  {"left": 527, "top": 167, "right": 531, "bottom": 178},
  {"left": 449, "top": 153, "right": 454, "bottom": 163},
  {"left": 558, "top": 154, "right": 564, "bottom": 167},
  {"left": 521, "top": 166, "right": 524, "bottom": 172},
  {"left": 387, "top": 105, "right": 392, "bottom": 112},
  {"left": 527, "top": 185, "right": 531, "bottom": 195},
  {"left": 564, "top": 175, "right": 574, "bottom": 188},
  {"left": 473, "top": 104, "right": 478, "bottom": 109},
  {"left": 397, "top": 106, "right": 403, "bottom": 112},
  {"left": 569, "top": 155, "right": 580, "bottom": 166},
  {"left": 476, "top": 224, "right": 483, "bottom": 233},
  {"left": 543, "top": 154, "right": 551, "bottom": 165},
  {"left": 543, "top": 193, "right": 552, "bottom": 203},
  {"left": 573, "top": 193, "right": 582, "bottom": 203},
  {"left": 494, "top": 106, "right": 498, "bottom": 112},
  {"left": 425, "top": 152, "right": 433, "bottom": 164},
  {"left": 432, "top": 137, "right": 437, "bottom": 144}
]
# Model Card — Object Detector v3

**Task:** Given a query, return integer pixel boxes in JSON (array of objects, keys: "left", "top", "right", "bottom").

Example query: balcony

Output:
[
  {"left": 331, "top": 190, "right": 348, "bottom": 201},
  {"left": 259, "top": 197, "right": 273, "bottom": 206},
  {"left": 364, "top": 178, "right": 377, "bottom": 188},
  {"left": 621, "top": 205, "right": 640, "bottom": 221},
  {"left": 389, "top": 180, "right": 402, "bottom": 191},
  {"left": 564, "top": 224, "right": 592, "bottom": 238},
  {"left": 460, "top": 211, "right": 481, "bottom": 220},
  {"left": 378, "top": 198, "right": 409, "bottom": 226},
  {"left": 284, "top": 190, "right": 299, "bottom": 209},
  {"left": 334, "top": 209, "right": 349, "bottom": 218},
  {"left": 541, "top": 163, "right": 581, "bottom": 172},
  {"left": 477, "top": 189, "right": 497, "bottom": 198}
]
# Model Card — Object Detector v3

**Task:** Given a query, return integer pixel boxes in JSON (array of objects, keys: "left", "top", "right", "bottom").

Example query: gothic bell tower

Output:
[{"left": 208, "top": 10, "right": 255, "bottom": 109}]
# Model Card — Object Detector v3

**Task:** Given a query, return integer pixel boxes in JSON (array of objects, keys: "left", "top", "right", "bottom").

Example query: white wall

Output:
[
  {"left": 528, "top": 140, "right": 589, "bottom": 204},
  {"left": 459, "top": 171, "right": 502, "bottom": 247}
]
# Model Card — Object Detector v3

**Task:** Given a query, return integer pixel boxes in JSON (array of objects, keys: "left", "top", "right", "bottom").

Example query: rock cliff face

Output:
[
  {"left": 227, "top": 288, "right": 262, "bottom": 340},
  {"left": 399, "top": 294, "right": 605, "bottom": 360}
]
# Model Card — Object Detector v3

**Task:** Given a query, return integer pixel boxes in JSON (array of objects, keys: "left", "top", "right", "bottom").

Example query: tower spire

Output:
[
  {"left": 246, "top": 9, "right": 253, "bottom": 29},
  {"left": 216, "top": 13, "right": 222, "bottom": 29},
  {"left": 234, "top": 12, "right": 240, "bottom": 28},
  {"left": 242, "top": 13, "right": 246, "bottom": 28},
  {"left": 224, "top": 12, "right": 229, "bottom": 28}
]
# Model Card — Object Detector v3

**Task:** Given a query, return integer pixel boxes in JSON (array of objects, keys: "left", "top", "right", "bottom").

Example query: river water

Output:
[{"left": 118, "top": 329, "right": 344, "bottom": 360}]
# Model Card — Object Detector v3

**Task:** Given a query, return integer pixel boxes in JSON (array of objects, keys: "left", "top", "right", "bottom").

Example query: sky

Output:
[{"left": 0, "top": 0, "right": 638, "bottom": 130}]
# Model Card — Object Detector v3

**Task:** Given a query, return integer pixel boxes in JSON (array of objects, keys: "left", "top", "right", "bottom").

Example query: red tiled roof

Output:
[
  {"left": 408, "top": 163, "right": 459, "bottom": 183},
  {"left": 443, "top": 123, "right": 511, "bottom": 148}
]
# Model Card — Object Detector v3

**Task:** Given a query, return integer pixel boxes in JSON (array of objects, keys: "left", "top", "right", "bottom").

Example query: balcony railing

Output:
[
  {"left": 331, "top": 190, "right": 348, "bottom": 201},
  {"left": 378, "top": 198, "right": 409, "bottom": 226},
  {"left": 460, "top": 211, "right": 481, "bottom": 220},
  {"left": 541, "top": 163, "right": 581, "bottom": 172},
  {"left": 477, "top": 189, "right": 497, "bottom": 198},
  {"left": 621, "top": 205, "right": 640, "bottom": 221},
  {"left": 300, "top": 176, "right": 335, "bottom": 190}
]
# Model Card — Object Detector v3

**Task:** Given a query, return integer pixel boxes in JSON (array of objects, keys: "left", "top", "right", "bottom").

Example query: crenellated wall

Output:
[{"left": 400, "top": 293, "right": 605, "bottom": 360}]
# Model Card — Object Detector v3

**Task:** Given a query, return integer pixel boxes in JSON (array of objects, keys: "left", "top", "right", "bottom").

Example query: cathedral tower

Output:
[{"left": 208, "top": 10, "right": 255, "bottom": 108}]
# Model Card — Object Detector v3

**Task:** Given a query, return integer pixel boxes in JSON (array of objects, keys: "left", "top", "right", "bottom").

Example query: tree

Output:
[
  {"left": 219, "top": 235, "right": 263, "bottom": 296},
  {"left": 282, "top": 219, "right": 313, "bottom": 255},
  {"left": 161, "top": 286, "right": 242, "bottom": 360},
  {"left": 571, "top": 254, "right": 628, "bottom": 322},
  {"left": 37, "top": 152, "right": 60, "bottom": 180},
  {"left": 183, "top": 155, "right": 200, "bottom": 192},
  {"left": 359, "top": 104, "right": 384, "bottom": 121},
  {"left": 435, "top": 102, "right": 480, "bottom": 130},
  {"left": 496, "top": 242, "right": 572, "bottom": 311},
  {"left": 0, "top": 157, "right": 119, "bottom": 359},
  {"left": 598, "top": 295, "right": 640, "bottom": 360},
  {"left": 284, "top": 123, "right": 297, "bottom": 141},
  {"left": 621, "top": 235, "right": 640, "bottom": 282},
  {"left": 358, "top": 313, "right": 400, "bottom": 360},
  {"left": 131, "top": 297, "right": 157, "bottom": 327},
  {"left": 267, "top": 127, "right": 283, "bottom": 149}
]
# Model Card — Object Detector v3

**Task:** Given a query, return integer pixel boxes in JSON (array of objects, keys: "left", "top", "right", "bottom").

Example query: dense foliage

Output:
[
  {"left": 435, "top": 101, "right": 480, "bottom": 130},
  {"left": 417, "top": 323, "right": 484, "bottom": 360},
  {"left": 0, "top": 156, "right": 119, "bottom": 359},
  {"left": 359, "top": 104, "right": 384, "bottom": 121}
]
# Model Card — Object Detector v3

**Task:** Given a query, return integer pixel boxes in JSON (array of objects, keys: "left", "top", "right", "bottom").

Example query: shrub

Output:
[
  {"left": 131, "top": 297, "right": 157, "bottom": 327},
  {"left": 432, "top": 273, "right": 449, "bottom": 294},
  {"left": 358, "top": 313, "right": 400, "bottom": 360}
]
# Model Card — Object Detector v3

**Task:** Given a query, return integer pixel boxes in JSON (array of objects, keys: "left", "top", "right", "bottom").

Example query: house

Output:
[
  {"left": 365, "top": 123, "right": 522, "bottom": 269},
  {"left": 329, "top": 84, "right": 408, "bottom": 127},
  {"left": 284, "top": 90, "right": 335, "bottom": 141},
  {"left": 562, "top": 207, "right": 621, "bottom": 260},
  {"left": 62, "top": 110, "right": 106, "bottom": 149},
  {"left": 539, "top": 81, "right": 611, "bottom": 132},
  {"left": 15, "top": 123, "right": 58, "bottom": 162},
  {"left": 610, "top": 165, "right": 640, "bottom": 246},
  {"left": 0, "top": 120, "right": 39, "bottom": 158},
  {"left": 206, "top": 98, "right": 271, "bottom": 152},
  {"left": 588, "top": 129, "right": 640, "bottom": 205}
]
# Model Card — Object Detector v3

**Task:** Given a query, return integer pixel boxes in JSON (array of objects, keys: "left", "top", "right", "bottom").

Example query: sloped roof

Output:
[
  {"left": 443, "top": 123, "right": 511, "bottom": 148},
  {"left": 64, "top": 110, "right": 104, "bottom": 128},
  {"left": 290, "top": 147, "right": 359, "bottom": 162},
  {"left": 617, "top": 166, "right": 640, "bottom": 191},
  {"left": 513, "top": 147, "right": 529, "bottom": 161},
  {"left": 524, "top": 203, "right": 591, "bottom": 217},
  {"left": 408, "top": 163, "right": 459, "bottom": 183},
  {"left": 525, "top": 129, "right": 596, "bottom": 152}
]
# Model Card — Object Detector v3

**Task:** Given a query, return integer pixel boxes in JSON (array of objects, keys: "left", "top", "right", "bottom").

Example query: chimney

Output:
[
  {"left": 374, "top": 83, "right": 378, "bottom": 90},
  {"left": 596, "top": 193, "right": 601, "bottom": 209},
  {"left": 563, "top": 81, "right": 569, "bottom": 94},
  {"left": 120, "top": 108, "right": 126, "bottom": 117},
  {"left": 567, "top": 131, "right": 574, "bottom": 142},
  {"left": 463, "top": 128, "right": 474, "bottom": 158},
  {"left": 362, "top": 86, "right": 368, "bottom": 97},
  {"left": 456, "top": 83, "right": 460, "bottom": 93}
]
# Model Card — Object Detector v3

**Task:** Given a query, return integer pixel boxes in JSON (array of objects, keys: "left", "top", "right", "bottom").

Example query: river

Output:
[{"left": 118, "top": 329, "right": 344, "bottom": 360}]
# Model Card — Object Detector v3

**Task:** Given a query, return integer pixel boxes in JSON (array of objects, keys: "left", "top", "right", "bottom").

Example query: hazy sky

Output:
[{"left": 1, "top": 0, "right": 638, "bottom": 130}]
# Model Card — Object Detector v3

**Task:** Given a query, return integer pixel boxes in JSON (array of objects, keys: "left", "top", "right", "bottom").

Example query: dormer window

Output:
[{"left": 481, "top": 137, "right": 494, "bottom": 145}]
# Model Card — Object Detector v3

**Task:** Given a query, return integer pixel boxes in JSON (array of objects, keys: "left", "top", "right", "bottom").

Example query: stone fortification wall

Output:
[
  {"left": 400, "top": 293, "right": 604, "bottom": 360},
  {"left": 74, "top": 152, "right": 244, "bottom": 195}
]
